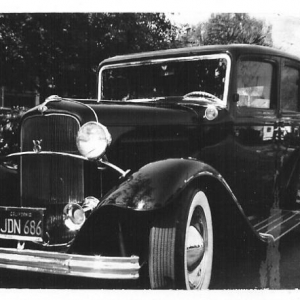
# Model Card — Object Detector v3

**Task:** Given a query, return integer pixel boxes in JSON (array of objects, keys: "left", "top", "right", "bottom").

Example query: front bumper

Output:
[{"left": 0, "top": 247, "right": 140, "bottom": 279}]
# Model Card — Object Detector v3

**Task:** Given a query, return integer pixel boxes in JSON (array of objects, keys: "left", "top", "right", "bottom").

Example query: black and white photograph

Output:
[{"left": 0, "top": 0, "right": 300, "bottom": 293}]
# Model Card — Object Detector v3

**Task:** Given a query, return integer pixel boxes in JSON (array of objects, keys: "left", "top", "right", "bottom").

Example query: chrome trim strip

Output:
[
  {"left": 0, "top": 234, "right": 43, "bottom": 242},
  {"left": 100, "top": 160, "right": 130, "bottom": 178},
  {"left": 0, "top": 206, "right": 46, "bottom": 211},
  {"left": 0, "top": 247, "right": 140, "bottom": 279},
  {"left": 257, "top": 211, "right": 294, "bottom": 232},
  {"left": 253, "top": 210, "right": 282, "bottom": 229},
  {"left": 60, "top": 98, "right": 99, "bottom": 123},
  {"left": 275, "top": 220, "right": 300, "bottom": 241},
  {"left": 4, "top": 151, "right": 130, "bottom": 177},
  {"left": 6, "top": 151, "right": 89, "bottom": 162},
  {"left": 98, "top": 53, "right": 232, "bottom": 105},
  {"left": 265, "top": 212, "right": 300, "bottom": 234},
  {"left": 259, "top": 233, "right": 275, "bottom": 242}
]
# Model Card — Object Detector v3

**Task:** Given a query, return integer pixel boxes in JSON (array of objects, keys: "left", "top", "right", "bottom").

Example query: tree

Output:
[
  {"left": 174, "top": 13, "right": 272, "bottom": 48},
  {"left": 0, "top": 13, "right": 176, "bottom": 102},
  {"left": 202, "top": 13, "right": 272, "bottom": 46}
]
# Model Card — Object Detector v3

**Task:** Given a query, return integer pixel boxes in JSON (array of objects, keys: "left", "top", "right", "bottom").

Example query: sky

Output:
[{"left": 262, "top": 13, "right": 300, "bottom": 57}]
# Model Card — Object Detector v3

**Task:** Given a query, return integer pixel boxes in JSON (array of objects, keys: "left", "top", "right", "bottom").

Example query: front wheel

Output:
[{"left": 149, "top": 190, "right": 213, "bottom": 289}]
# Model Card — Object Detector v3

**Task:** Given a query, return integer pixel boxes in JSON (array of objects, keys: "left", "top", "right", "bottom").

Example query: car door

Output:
[
  {"left": 277, "top": 58, "right": 300, "bottom": 208},
  {"left": 232, "top": 55, "right": 279, "bottom": 214}
]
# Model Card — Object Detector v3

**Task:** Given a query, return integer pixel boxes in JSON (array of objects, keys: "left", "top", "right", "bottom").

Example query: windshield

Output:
[{"left": 99, "top": 54, "right": 230, "bottom": 103}]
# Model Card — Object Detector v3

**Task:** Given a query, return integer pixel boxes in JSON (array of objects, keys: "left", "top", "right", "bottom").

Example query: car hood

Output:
[
  {"left": 23, "top": 98, "right": 229, "bottom": 171},
  {"left": 24, "top": 98, "right": 203, "bottom": 126}
]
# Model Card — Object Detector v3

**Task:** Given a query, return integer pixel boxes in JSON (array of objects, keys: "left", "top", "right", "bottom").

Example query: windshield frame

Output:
[{"left": 98, "top": 53, "right": 232, "bottom": 105}]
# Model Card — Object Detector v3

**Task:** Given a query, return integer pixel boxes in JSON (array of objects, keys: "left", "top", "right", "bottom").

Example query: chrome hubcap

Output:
[
  {"left": 186, "top": 207, "right": 207, "bottom": 289},
  {"left": 186, "top": 225, "right": 205, "bottom": 270}
]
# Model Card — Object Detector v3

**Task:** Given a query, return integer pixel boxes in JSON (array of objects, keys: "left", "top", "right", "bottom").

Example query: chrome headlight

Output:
[{"left": 76, "top": 122, "right": 112, "bottom": 160}]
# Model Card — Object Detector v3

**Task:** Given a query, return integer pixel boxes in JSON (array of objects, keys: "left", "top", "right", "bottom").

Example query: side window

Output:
[
  {"left": 281, "top": 64, "right": 300, "bottom": 112},
  {"left": 237, "top": 59, "right": 275, "bottom": 109}
]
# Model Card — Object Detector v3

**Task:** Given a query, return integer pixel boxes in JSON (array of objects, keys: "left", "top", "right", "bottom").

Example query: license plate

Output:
[{"left": 0, "top": 207, "right": 45, "bottom": 242}]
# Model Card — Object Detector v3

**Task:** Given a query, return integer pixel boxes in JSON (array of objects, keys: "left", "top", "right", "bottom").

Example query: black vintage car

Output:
[{"left": 0, "top": 44, "right": 300, "bottom": 289}]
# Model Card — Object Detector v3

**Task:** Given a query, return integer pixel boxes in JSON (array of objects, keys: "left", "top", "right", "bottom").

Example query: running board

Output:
[{"left": 249, "top": 209, "right": 300, "bottom": 242}]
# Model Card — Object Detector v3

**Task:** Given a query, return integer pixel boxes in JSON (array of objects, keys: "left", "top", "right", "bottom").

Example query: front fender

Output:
[
  {"left": 70, "top": 159, "right": 268, "bottom": 256},
  {"left": 100, "top": 158, "right": 229, "bottom": 211}
]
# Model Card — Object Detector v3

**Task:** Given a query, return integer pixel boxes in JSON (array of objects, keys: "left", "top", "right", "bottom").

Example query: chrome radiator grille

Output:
[{"left": 20, "top": 114, "right": 84, "bottom": 206}]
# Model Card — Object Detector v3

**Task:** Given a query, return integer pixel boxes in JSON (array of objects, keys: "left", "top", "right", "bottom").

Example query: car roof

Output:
[{"left": 99, "top": 44, "right": 300, "bottom": 67}]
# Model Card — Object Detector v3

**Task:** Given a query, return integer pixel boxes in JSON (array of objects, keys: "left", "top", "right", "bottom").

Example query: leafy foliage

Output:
[
  {"left": 203, "top": 13, "right": 272, "bottom": 46},
  {"left": 0, "top": 107, "right": 27, "bottom": 155},
  {"left": 0, "top": 13, "right": 273, "bottom": 102},
  {"left": 0, "top": 13, "right": 176, "bottom": 100},
  {"left": 175, "top": 13, "right": 272, "bottom": 47}
]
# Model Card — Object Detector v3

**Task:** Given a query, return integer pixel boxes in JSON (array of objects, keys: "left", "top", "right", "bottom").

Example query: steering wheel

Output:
[{"left": 183, "top": 91, "right": 220, "bottom": 101}]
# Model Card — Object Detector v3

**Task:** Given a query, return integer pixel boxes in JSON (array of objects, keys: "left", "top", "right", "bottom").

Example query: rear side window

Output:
[
  {"left": 281, "top": 64, "right": 300, "bottom": 112},
  {"left": 237, "top": 60, "right": 275, "bottom": 109}
]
